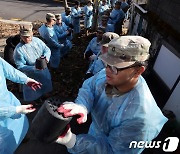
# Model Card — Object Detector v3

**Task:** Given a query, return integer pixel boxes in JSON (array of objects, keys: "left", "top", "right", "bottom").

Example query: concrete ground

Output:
[{"left": 0, "top": 0, "right": 63, "bottom": 22}]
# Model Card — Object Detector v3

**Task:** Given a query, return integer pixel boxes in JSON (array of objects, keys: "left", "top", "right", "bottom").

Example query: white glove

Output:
[
  {"left": 56, "top": 125, "right": 76, "bottom": 148},
  {"left": 57, "top": 102, "right": 88, "bottom": 124},
  {"left": 26, "top": 77, "right": 42, "bottom": 91},
  {"left": 89, "top": 54, "right": 96, "bottom": 61},
  {"left": 16, "top": 104, "right": 36, "bottom": 114}
]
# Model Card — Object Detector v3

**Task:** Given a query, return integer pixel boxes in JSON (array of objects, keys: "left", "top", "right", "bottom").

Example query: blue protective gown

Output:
[
  {"left": 0, "top": 57, "right": 29, "bottom": 154},
  {"left": 98, "top": 4, "right": 109, "bottom": 25},
  {"left": 39, "top": 24, "right": 63, "bottom": 68},
  {"left": 68, "top": 69, "right": 168, "bottom": 154},
  {"left": 71, "top": 7, "right": 82, "bottom": 34},
  {"left": 54, "top": 22, "right": 72, "bottom": 57},
  {"left": 100, "top": 24, "right": 114, "bottom": 32},
  {"left": 105, "top": 24, "right": 114, "bottom": 32},
  {"left": 87, "top": 52, "right": 105, "bottom": 75},
  {"left": 61, "top": 12, "right": 72, "bottom": 27},
  {"left": 83, "top": 5, "right": 93, "bottom": 28},
  {"left": 85, "top": 37, "right": 101, "bottom": 55},
  {"left": 108, "top": 9, "right": 125, "bottom": 25},
  {"left": 14, "top": 37, "right": 52, "bottom": 101}
]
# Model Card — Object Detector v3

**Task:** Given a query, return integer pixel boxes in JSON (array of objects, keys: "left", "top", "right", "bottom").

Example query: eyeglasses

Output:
[{"left": 103, "top": 62, "right": 136, "bottom": 75}]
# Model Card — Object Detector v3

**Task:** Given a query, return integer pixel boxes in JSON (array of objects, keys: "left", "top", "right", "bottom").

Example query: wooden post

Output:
[
  {"left": 63, "top": 0, "right": 68, "bottom": 9},
  {"left": 92, "top": 0, "right": 99, "bottom": 31}
]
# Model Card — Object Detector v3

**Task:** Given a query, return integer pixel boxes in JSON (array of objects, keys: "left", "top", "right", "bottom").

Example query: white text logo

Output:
[{"left": 129, "top": 137, "right": 179, "bottom": 152}]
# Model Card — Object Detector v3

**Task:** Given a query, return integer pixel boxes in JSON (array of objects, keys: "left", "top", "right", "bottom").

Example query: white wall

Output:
[{"left": 153, "top": 45, "right": 180, "bottom": 89}]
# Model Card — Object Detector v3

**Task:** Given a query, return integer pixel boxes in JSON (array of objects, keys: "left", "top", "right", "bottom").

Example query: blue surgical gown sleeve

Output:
[
  {"left": 0, "top": 106, "right": 17, "bottom": 120},
  {"left": 85, "top": 38, "right": 95, "bottom": 53},
  {"left": 75, "top": 76, "right": 97, "bottom": 112},
  {"left": 43, "top": 31, "right": 62, "bottom": 49},
  {"left": 39, "top": 25, "right": 62, "bottom": 49},
  {"left": 13, "top": 46, "right": 36, "bottom": 72},
  {"left": 0, "top": 57, "right": 27, "bottom": 84},
  {"left": 38, "top": 38, "right": 51, "bottom": 62},
  {"left": 72, "top": 8, "right": 81, "bottom": 19},
  {"left": 109, "top": 10, "right": 120, "bottom": 24},
  {"left": 69, "top": 117, "right": 154, "bottom": 154},
  {"left": 54, "top": 25, "right": 68, "bottom": 40}
]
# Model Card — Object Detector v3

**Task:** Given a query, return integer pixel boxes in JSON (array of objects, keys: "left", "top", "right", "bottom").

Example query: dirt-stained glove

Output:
[
  {"left": 57, "top": 102, "right": 88, "bottom": 124},
  {"left": 16, "top": 104, "right": 36, "bottom": 114},
  {"left": 55, "top": 124, "right": 76, "bottom": 148},
  {"left": 26, "top": 77, "right": 42, "bottom": 91}
]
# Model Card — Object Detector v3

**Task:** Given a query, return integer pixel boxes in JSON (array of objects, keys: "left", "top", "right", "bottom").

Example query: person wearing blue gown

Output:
[
  {"left": 55, "top": 36, "right": 168, "bottom": 154},
  {"left": 54, "top": 14, "right": 72, "bottom": 57},
  {"left": 101, "top": 15, "right": 114, "bottom": 32},
  {"left": 84, "top": 27, "right": 105, "bottom": 62},
  {"left": 71, "top": 1, "right": 83, "bottom": 35},
  {"left": 86, "top": 32, "right": 119, "bottom": 79},
  {"left": 98, "top": 0, "right": 110, "bottom": 25},
  {"left": 39, "top": 13, "right": 64, "bottom": 69},
  {"left": 14, "top": 24, "right": 52, "bottom": 102},
  {"left": 83, "top": 1, "right": 93, "bottom": 35},
  {"left": 108, "top": 1, "right": 125, "bottom": 35},
  {"left": 61, "top": 7, "right": 72, "bottom": 28},
  {"left": 121, "top": 0, "right": 130, "bottom": 20},
  {"left": 0, "top": 57, "right": 40, "bottom": 154}
]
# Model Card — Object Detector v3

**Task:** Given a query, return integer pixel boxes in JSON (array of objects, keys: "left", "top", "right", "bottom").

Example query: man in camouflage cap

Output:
[
  {"left": 100, "top": 35, "right": 150, "bottom": 70},
  {"left": 19, "top": 24, "right": 33, "bottom": 37},
  {"left": 14, "top": 23, "right": 52, "bottom": 102},
  {"left": 85, "top": 32, "right": 119, "bottom": 79},
  {"left": 55, "top": 35, "right": 168, "bottom": 154}
]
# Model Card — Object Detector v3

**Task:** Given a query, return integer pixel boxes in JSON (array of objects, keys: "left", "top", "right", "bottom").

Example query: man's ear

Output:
[{"left": 134, "top": 66, "right": 145, "bottom": 78}]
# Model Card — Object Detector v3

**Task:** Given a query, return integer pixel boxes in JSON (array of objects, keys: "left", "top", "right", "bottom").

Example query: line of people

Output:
[{"left": 51, "top": 0, "right": 131, "bottom": 37}]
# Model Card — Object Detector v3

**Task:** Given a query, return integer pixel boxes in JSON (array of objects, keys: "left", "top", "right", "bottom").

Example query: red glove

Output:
[
  {"left": 26, "top": 77, "right": 42, "bottom": 91},
  {"left": 57, "top": 102, "right": 88, "bottom": 124}
]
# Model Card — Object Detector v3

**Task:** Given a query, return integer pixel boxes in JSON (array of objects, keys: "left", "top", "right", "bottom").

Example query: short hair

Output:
[
  {"left": 46, "top": 18, "right": 51, "bottom": 22},
  {"left": 134, "top": 61, "right": 149, "bottom": 68}
]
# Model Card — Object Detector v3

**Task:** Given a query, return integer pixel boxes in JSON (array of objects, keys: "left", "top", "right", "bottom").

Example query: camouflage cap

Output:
[
  {"left": 19, "top": 24, "right": 33, "bottom": 37},
  {"left": 46, "top": 13, "right": 56, "bottom": 20},
  {"left": 99, "top": 36, "right": 151, "bottom": 68},
  {"left": 101, "top": 32, "right": 119, "bottom": 47},
  {"left": 55, "top": 14, "right": 61, "bottom": 19}
]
